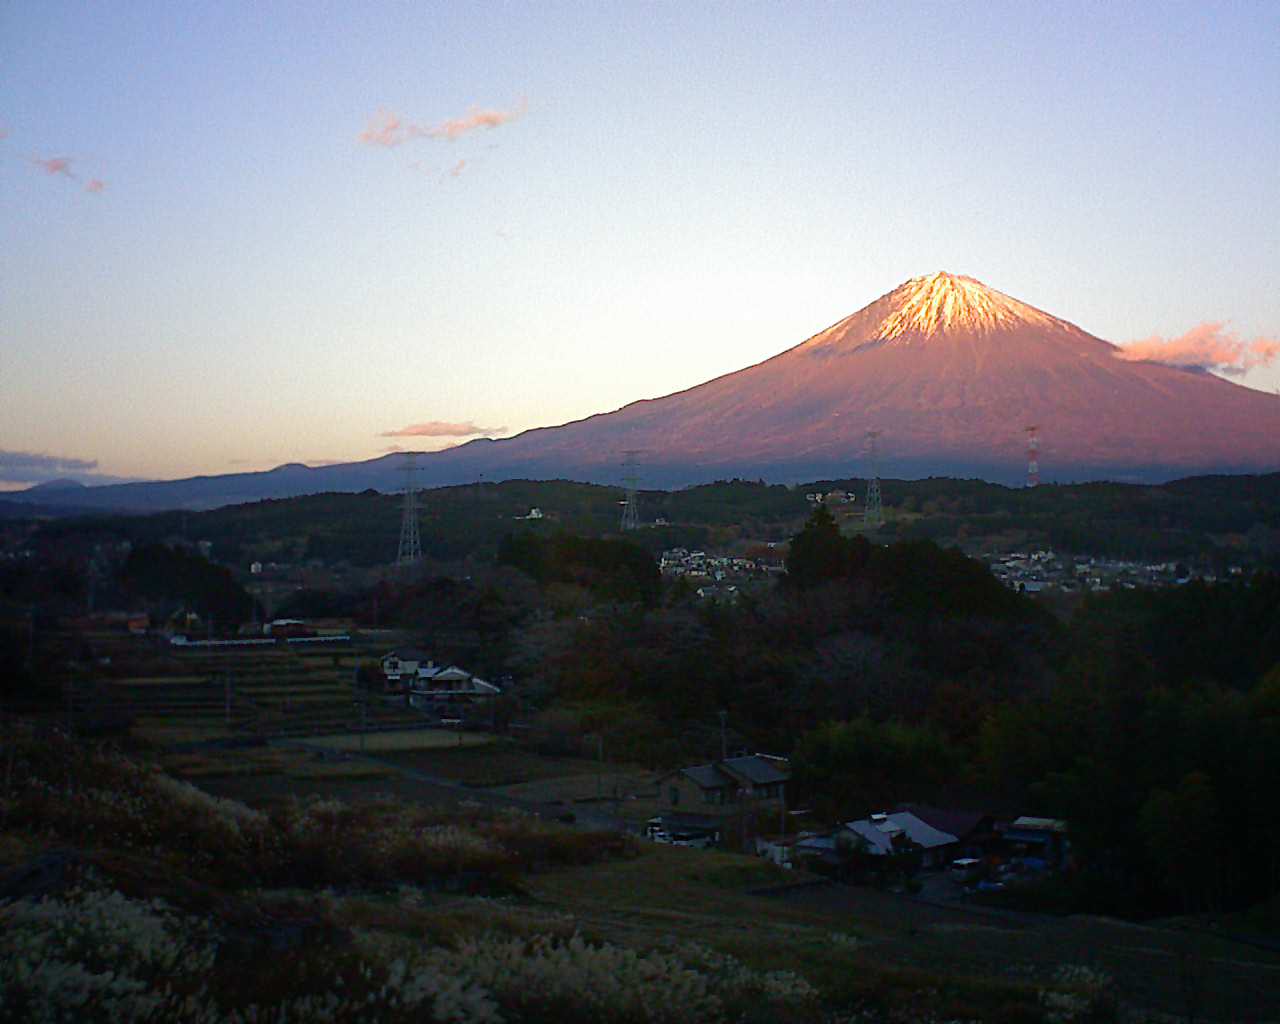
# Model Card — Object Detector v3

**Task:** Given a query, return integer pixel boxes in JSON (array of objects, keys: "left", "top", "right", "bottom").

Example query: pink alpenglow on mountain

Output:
[
  {"left": 441, "top": 272, "right": 1280, "bottom": 485},
  {"left": 15, "top": 273, "right": 1280, "bottom": 512}
]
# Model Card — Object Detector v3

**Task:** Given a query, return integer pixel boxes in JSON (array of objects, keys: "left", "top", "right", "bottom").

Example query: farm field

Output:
[
  {"left": 303, "top": 728, "right": 496, "bottom": 752},
  {"left": 376, "top": 742, "right": 610, "bottom": 787},
  {"left": 82, "top": 636, "right": 432, "bottom": 745},
  {"left": 160, "top": 746, "right": 394, "bottom": 781}
]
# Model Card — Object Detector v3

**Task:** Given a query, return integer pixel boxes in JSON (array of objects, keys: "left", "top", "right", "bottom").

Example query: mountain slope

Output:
[
  {"left": 434, "top": 272, "right": 1280, "bottom": 482},
  {"left": 14, "top": 272, "right": 1280, "bottom": 510}
]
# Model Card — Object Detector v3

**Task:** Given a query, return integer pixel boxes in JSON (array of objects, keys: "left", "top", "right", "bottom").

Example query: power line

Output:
[
  {"left": 619, "top": 450, "right": 643, "bottom": 531},
  {"left": 863, "top": 430, "right": 883, "bottom": 528},
  {"left": 396, "top": 453, "right": 423, "bottom": 569}
]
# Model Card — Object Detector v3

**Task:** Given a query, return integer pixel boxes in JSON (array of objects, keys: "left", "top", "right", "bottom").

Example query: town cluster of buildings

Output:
[
  {"left": 659, "top": 548, "right": 783, "bottom": 602},
  {"left": 982, "top": 549, "right": 1242, "bottom": 594},
  {"left": 804, "top": 490, "right": 855, "bottom": 506}
]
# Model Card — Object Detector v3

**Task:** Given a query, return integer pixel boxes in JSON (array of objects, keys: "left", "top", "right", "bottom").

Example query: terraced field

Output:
[{"left": 92, "top": 638, "right": 431, "bottom": 743}]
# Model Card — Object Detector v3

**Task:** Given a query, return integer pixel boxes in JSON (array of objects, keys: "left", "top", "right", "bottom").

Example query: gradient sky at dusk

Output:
[{"left": 3, "top": 1, "right": 1278, "bottom": 488}]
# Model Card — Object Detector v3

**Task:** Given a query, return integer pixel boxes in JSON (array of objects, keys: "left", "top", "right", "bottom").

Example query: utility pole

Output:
[{"left": 352, "top": 662, "right": 368, "bottom": 753}]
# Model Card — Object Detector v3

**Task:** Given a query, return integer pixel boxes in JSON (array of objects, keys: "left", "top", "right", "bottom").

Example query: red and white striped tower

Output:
[{"left": 1025, "top": 425, "right": 1040, "bottom": 488}]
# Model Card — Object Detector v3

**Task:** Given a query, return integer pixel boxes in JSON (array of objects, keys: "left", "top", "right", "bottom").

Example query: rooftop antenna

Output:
[
  {"left": 863, "top": 430, "right": 884, "bottom": 528},
  {"left": 1025, "top": 425, "right": 1040, "bottom": 489},
  {"left": 396, "top": 453, "right": 423, "bottom": 569},
  {"left": 619, "top": 450, "right": 643, "bottom": 531}
]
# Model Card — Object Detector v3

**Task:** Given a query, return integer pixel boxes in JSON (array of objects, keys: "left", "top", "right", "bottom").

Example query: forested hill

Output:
[{"left": 15, "top": 472, "right": 1280, "bottom": 568}]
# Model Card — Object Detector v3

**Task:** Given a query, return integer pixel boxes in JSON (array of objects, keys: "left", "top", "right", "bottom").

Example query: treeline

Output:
[
  {"left": 117, "top": 543, "right": 257, "bottom": 626},
  {"left": 497, "top": 532, "right": 661, "bottom": 607},
  {"left": 975, "top": 577, "right": 1280, "bottom": 916},
  {"left": 20, "top": 471, "right": 1280, "bottom": 573}
]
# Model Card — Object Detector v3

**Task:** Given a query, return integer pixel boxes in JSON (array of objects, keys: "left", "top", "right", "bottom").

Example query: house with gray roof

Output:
[
  {"left": 380, "top": 648, "right": 432, "bottom": 685},
  {"left": 657, "top": 754, "right": 789, "bottom": 813},
  {"left": 841, "top": 811, "right": 960, "bottom": 868}
]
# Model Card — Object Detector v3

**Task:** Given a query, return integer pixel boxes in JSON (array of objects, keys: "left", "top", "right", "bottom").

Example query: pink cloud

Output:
[
  {"left": 85, "top": 179, "right": 106, "bottom": 193},
  {"left": 424, "top": 99, "right": 526, "bottom": 140},
  {"left": 34, "top": 156, "right": 74, "bottom": 177},
  {"left": 1117, "top": 322, "right": 1280, "bottom": 376},
  {"left": 359, "top": 99, "right": 526, "bottom": 148},
  {"left": 449, "top": 159, "right": 466, "bottom": 178},
  {"left": 359, "top": 109, "right": 409, "bottom": 147},
  {"left": 380, "top": 420, "right": 506, "bottom": 438}
]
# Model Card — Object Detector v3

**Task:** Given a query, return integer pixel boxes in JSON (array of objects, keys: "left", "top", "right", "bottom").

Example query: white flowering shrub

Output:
[
  {"left": 1038, "top": 964, "right": 1116, "bottom": 1023},
  {"left": 0, "top": 888, "right": 217, "bottom": 1023},
  {"left": 425, "top": 933, "right": 819, "bottom": 1023},
  {"left": 150, "top": 772, "right": 268, "bottom": 833},
  {"left": 438, "top": 932, "right": 722, "bottom": 1023},
  {"left": 0, "top": 888, "right": 501, "bottom": 1024},
  {"left": 672, "top": 941, "right": 818, "bottom": 1007}
]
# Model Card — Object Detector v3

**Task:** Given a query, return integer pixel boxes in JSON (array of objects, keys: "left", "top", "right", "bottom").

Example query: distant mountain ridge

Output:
[{"left": 12, "top": 272, "right": 1280, "bottom": 511}]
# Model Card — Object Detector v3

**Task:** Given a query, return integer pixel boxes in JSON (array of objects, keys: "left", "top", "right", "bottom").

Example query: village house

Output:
[
  {"left": 999, "top": 816, "right": 1069, "bottom": 867},
  {"left": 656, "top": 754, "right": 789, "bottom": 811},
  {"left": 841, "top": 810, "right": 960, "bottom": 869},
  {"left": 409, "top": 663, "right": 501, "bottom": 706},
  {"left": 895, "top": 804, "right": 999, "bottom": 861},
  {"left": 380, "top": 647, "right": 431, "bottom": 685}
]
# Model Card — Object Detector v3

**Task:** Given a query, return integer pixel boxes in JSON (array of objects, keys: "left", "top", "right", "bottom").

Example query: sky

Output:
[{"left": 2, "top": 1, "right": 1278, "bottom": 489}]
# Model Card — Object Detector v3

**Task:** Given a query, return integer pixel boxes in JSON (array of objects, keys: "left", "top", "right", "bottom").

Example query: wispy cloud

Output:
[
  {"left": 380, "top": 421, "right": 506, "bottom": 438},
  {"left": 358, "top": 108, "right": 408, "bottom": 147},
  {"left": 449, "top": 159, "right": 466, "bottom": 178},
  {"left": 34, "top": 156, "right": 74, "bottom": 177},
  {"left": 0, "top": 449, "right": 139, "bottom": 488},
  {"left": 1117, "top": 322, "right": 1280, "bottom": 376},
  {"left": 358, "top": 99, "right": 525, "bottom": 148},
  {"left": 85, "top": 179, "right": 106, "bottom": 194},
  {"left": 424, "top": 100, "right": 526, "bottom": 140}
]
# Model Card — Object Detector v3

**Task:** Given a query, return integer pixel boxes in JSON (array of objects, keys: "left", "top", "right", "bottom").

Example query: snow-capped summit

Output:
[{"left": 873, "top": 272, "right": 1061, "bottom": 340}]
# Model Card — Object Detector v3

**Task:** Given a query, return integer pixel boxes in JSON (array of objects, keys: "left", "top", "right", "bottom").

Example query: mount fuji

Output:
[{"left": 16, "top": 272, "right": 1280, "bottom": 510}]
